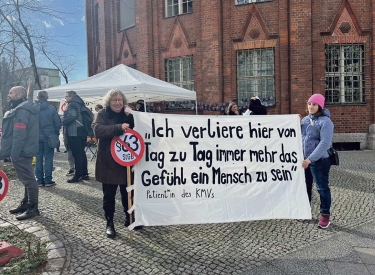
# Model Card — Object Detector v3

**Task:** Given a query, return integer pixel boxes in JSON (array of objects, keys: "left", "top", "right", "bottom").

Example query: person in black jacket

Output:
[
  {"left": 249, "top": 96, "right": 267, "bottom": 115},
  {"left": 63, "top": 90, "right": 89, "bottom": 183}
]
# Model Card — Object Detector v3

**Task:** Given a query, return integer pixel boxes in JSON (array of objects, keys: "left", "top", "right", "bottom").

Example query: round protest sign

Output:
[
  {"left": 61, "top": 102, "right": 67, "bottom": 112},
  {"left": 0, "top": 171, "right": 9, "bottom": 202},
  {"left": 110, "top": 129, "right": 145, "bottom": 166}
]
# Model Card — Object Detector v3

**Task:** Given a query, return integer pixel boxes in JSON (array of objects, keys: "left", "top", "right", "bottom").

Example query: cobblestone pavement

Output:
[{"left": 1, "top": 150, "right": 375, "bottom": 274}]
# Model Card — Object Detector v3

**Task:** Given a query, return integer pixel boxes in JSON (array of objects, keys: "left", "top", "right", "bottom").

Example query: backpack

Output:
[{"left": 80, "top": 105, "right": 94, "bottom": 137}]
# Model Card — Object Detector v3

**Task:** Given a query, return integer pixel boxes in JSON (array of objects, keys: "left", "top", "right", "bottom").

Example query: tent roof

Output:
[{"left": 36, "top": 64, "right": 196, "bottom": 103}]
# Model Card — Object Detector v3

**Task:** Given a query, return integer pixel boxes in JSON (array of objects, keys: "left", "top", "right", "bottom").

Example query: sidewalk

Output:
[
  {"left": 250, "top": 219, "right": 375, "bottom": 275},
  {"left": 0, "top": 150, "right": 375, "bottom": 274}
]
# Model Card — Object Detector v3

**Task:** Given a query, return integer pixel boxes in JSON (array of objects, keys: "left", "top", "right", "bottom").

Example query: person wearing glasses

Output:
[
  {"left": 62, "top": 91, "right": 89, "bottom": 183},
  {"left": 92, "top": 88, "right": 141, "bottom": 238}
]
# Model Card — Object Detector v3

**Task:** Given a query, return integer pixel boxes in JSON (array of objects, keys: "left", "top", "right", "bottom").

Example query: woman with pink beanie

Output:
[{"left": 301, "top": 94, "right": 334, "bottom": 229}]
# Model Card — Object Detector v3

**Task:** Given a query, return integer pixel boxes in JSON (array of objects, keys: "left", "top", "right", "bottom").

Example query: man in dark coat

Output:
[
  {"left": 249, "top": 96, "right": 267, "bottom": 115},
  {"left": 62, "top": 90, "right": 88, "bottom": 183},
  {"left": 136, "top": 99, "right": 146, "bottom": 112},
  {"left": 35, "top": 91, "right": 61, "bottom": 187},
  {"left": 1, "top": 86, "right": 40, "bottom": 220}
]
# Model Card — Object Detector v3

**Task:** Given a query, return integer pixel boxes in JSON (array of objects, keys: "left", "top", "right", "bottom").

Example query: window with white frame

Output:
[
  {"left": 165, "top": 0, "right": 193, "bottom": 18},
  {"left": 236, "top": 48, "right": 275, "bottom": 106},
  {"left": 235, "top": 0, "right": 271, "bottom": 5},
  {"left": 119, "top": 0, "right": 135, "bottom": 30},
  {"left": 325, "top": 44, "right": 365, "bottom": 104},
  {"left": 165, "top": 56, "right": 194, "bottom": 91}
]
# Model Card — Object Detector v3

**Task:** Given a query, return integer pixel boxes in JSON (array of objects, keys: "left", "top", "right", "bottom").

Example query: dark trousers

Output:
[
  {"left": 102, "top": 183, "right": 133, "bottom": 223},
  {"left": 12, "top": 157, "right": 39, "bottom": 206},
  {"left": 67, "top": 136, "right": 87, "bottom": 178},
  {"left": 305, "top": 158, "right": 332, "bottom": 214},
  {"left": 305, "top": 166, "right": 313, "bottom": 203}
]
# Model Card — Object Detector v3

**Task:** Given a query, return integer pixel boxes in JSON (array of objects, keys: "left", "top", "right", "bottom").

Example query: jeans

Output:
[
  {"left": 102, "top": 183, "right": 132, "bottom": 223},
  {"left": 307, "top": 157, "right": 332, "bottom": 215},
  {"left": 35, "top": 142, "right": 55, "bottom": 184},
  {"left": 67, "top": 136, "right": 88, "bottom": 178},
  {"left": 12, "top": 157, "right": 39, "bottom": 205}
]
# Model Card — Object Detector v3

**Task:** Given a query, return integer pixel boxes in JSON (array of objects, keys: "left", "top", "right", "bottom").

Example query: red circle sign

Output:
[
  {"left": 110, "top": 129, "right": 145, "bottom": 166},
  {"left": 61, "top": 102, "right": 67, "bottom": 112},
  {"left": 0, "top": 170, "right": 9, "bottom": 202}
]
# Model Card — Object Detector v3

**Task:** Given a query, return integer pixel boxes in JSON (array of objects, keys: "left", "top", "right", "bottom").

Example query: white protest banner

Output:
[{"left": 132, "top": 113, "right": 311, "bottom": 227}]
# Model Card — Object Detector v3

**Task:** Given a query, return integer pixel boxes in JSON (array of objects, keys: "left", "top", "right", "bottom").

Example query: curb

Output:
[{"left": 0, "top": 220, "right": 69, "bottom": 275}]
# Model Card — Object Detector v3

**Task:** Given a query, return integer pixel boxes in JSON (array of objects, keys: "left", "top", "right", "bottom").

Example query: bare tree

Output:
[{"left": 0, "top": 1, "right": 41, "bottom": 90}]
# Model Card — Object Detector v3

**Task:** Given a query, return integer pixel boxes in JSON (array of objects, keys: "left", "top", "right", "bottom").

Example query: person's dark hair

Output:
[
  {"left": 37, "top": 90, "right": 48, "bottom": 100},
  {"left": 66, "top": 90, "right": 77, "bottom": 97},
  {"left": 95, "top": 104, "right": 103, "bottom": 110},
  {"left": 305, "top": 105, "right": 323, "bottom": 116}
]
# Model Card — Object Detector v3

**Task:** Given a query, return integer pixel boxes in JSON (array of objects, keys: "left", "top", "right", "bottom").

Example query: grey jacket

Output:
[
  {"left": 1, "top": 100, "right": 40, "bottom": 159},
  {"left": 63, "top": 95, "right": 86, "bottom": 137}
]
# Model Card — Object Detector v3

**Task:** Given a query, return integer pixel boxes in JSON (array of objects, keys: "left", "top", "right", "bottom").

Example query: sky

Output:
[{"left": 38, "top": 0, "right": 87, "bottom": 83}]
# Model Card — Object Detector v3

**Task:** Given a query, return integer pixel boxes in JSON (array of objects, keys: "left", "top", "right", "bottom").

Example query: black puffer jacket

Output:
[
  {"left": 249, "top": 99, "right": 267, "bottom": 115},
  {"left": 63, "top": 95, "right": 86, "bottom": 137}
]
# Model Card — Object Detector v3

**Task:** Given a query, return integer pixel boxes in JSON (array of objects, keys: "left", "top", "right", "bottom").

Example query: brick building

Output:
[{"left": 85, "top": 0, "right": 375, "bottom": 149}]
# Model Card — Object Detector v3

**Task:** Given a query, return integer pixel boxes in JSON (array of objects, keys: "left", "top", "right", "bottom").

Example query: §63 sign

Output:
[
  {"left": 110, "top": 129, "right": 145, "bottom": 166},
  {"left": 0, "top": 171, "right": 9, "bottom": 202}
]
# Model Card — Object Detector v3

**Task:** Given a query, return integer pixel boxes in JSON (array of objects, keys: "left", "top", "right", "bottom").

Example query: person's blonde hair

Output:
[
  {"left": 226, "top": 102, "right": 237, "bottom": 114},
  {"left": 103, "top": 88, "right": 127, "bottom": 108}
]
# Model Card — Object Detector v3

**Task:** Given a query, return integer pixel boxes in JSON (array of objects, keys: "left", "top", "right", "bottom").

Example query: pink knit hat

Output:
[{"left": 308, "top": 94, "right": 325, "bottom": 109}]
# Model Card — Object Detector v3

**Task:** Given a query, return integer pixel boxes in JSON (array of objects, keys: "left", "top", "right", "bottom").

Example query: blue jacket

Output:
[
  {"left": 37, "top": 100, "right": 61, "bottom": 143},
  {"left": 301, "top": 109, "right": 334, "bottom": 162}
]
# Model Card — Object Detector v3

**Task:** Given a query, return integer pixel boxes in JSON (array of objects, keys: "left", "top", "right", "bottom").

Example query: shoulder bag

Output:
[{"left": 309, "top": 118, "right": 339, "bottom": 166}]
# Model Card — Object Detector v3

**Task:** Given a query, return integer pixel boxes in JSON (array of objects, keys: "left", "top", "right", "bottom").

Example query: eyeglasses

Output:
[{"left": 111, "top": 99, "right": 123, "bottom": 103}]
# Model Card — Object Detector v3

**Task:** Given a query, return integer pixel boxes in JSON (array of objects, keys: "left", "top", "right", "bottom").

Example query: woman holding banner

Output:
[
  {"left": 301, "top": 94, "right": 334, "bottom": 229},
  {"left": 92, "top": 88, "right": 135, "bottom": 238},
  {"left": 225, "top": 101, "right": 242, "bottom": 115}
]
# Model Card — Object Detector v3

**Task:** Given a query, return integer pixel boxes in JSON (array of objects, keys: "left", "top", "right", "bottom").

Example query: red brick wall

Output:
[{"left": 86, "top": 0, "right": 374, "bottom": 134}]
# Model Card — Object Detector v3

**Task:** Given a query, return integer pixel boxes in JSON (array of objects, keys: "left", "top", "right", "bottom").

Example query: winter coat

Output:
[
  {"left": 37, "top": 100, "right": 61, "bottom": 143},
  {"left": 249, "top": 99, "right": 267, "bottom": 115},
  {"left": 92, "top": 108, "right": 135, "bottom": 185},
  {"left": 301, "top": 109, "right": 334, "bottom": 162},
  {"left": 1, "top": 100, "right": 40, "bottom": 159},
  {"left": 63, "top": 95, "right": 86, "bottom": 137}
]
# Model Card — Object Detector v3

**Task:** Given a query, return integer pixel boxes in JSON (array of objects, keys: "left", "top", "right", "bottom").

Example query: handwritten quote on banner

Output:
[{"left": 132, "top": 113, "right": 311, "bottom": 227}]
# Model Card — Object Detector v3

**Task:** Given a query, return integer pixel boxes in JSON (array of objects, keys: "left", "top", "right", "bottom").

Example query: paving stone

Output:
[
  {"left": 354, "top": 247, "right": 375, "bottom": 265},
  {"left": 47, "top": 248, "right": 67, "bottom": 259},
  {"left": 25, "top": 226, "right": 43, "bottom": 233},
  {"left": 45, "top": 257, "right": 65, "bottom": 272},
  {"left": 326, "top": 261, "right": 372, "bottom": 275}
]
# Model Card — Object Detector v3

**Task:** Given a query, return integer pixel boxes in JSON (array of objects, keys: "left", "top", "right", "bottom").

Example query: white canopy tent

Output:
[{"left": 34, "top": 64, "right": 197, "bottom": 111}]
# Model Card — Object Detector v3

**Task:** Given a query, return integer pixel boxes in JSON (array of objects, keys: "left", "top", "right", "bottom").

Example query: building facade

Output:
[
  {"left": 15, "top": 67, "right": 61, "bottom": 90},
  {"left": 85, "top": 0, "right": 375, "bottom": 149}
]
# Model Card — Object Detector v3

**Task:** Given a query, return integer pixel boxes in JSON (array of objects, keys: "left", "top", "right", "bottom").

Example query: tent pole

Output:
[
  {"left": 143, "top": 94, "right": 147, "bottom": 113},
  {"left": 195, "top": 99, "right": 198, "bottom": 115}
]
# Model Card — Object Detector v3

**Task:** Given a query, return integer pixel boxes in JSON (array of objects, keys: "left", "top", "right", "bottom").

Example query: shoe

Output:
[
  {"left": 38, "top": 183, "right": 45, "bottom": 187},
  {"left": 67, "top": 176, "right": 81, "bottom": 183},
  {"left": 9, "top": 199, "right": 28, "bottom": 214},
  {"left": 66, "top": 169, "right": 75, "bottom": 176},
  {"left": 318, "top": 214, "right": 330, "bottom": 229},
  {"left": 105, "top": 216, "right": 116, "bottom": 238},
  {"left": 81, "top": 174, "right": 90, "bottom": 181},
  {"left": 16, "top": 203, "right": 40, "bottom": 220},
  {"left": 44, "top": 181, "right": 56, "bottom": 187}
]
